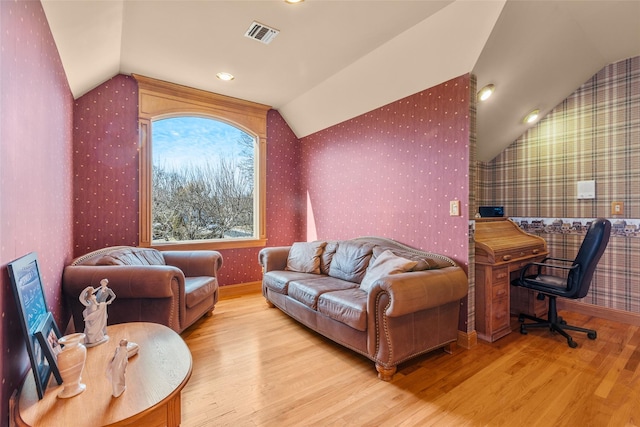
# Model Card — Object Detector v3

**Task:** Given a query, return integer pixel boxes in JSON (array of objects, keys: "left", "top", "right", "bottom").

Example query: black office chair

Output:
[{"left": 512, "top": 218, "right": 611, "bottom": 348}]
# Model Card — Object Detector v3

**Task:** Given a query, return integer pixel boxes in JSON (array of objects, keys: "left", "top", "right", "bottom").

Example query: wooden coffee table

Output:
[{"left": 14, "top": 322, "right": 192, "bottom": 427}]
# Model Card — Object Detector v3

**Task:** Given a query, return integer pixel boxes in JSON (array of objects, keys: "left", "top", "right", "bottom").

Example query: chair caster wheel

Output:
[
  {"left": 587, "top": 332, "right": 597, "bottom": 340},
  {"left": 568, "top": 340, "right": 578, "bottom": 348},
  {"left": 520, "top": 326, "right": 528, "bottom": 335}
]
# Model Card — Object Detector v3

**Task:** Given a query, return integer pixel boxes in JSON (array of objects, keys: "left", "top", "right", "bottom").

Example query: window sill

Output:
[{"left": 149, "top": 238, "right": 267, "bottom": 252}]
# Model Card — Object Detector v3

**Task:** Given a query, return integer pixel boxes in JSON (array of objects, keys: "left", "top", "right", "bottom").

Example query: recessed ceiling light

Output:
[
  {"left": 523, "top": 109, "right": 540, "bottom": 124},
  {"left": 477, "top": 84, "right": 495, "bottom": 102},
  {"left": 284, "top": 0, "right": 304, "bottom": 3},
  {"left": 216, "top": 72, "right": 234, "bottom": 82}
]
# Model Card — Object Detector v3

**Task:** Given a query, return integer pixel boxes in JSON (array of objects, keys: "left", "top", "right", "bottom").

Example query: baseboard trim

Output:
[
  {"left": 558, "top": 300, "right": 640, "bottom": 327},
  {"left": 457, "top": 330, "right": 477, "bottom": 349},
  {"left": 219, "top": 281, "right": 262, "bottom": 300}
]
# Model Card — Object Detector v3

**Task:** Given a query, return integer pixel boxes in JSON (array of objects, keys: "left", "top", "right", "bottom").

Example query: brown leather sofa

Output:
[
  {"left": 62, "top": 246, "right": 222, "bottom": 333},
  {"left": 259, "top": 236, "right": 468, "bottom": 380}
]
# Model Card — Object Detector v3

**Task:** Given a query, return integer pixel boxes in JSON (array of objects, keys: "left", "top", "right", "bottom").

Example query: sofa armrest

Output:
[
  {"left": 62, "top": 265, "right": 185, "bottom": 299},
  {"left": 161, "top": 250, "right": 223, "bottom": 277},
  {"left": 258, "top": 246, "right": 291, "bottom": 272},
  {"left": 368, "top": 266, "right": 468, "bottom": 317}
]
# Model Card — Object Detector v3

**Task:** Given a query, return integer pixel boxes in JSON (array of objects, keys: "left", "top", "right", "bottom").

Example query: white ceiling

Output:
[{"left": 41, "top": 0, "right": 640, "bottom": 162}]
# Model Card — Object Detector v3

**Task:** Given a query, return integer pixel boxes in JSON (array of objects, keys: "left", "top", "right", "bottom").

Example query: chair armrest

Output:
[
  {"left": 368, "top": 267, "right": 468, "bottom": 317},
  {"left": 161, "top": 250, "right": 223, "bottom": 277},
  {"left": 520, "top": 259, "right": 579, "bottom": 280},
  {"left": 62, "top": 265, "right": 185, "bottom": 299},
  {"left": 258, "top": 246, "right": 291, "bottom": 272},
  {"left": 540, "top": 256, "right": 574, "bottom": 264}
]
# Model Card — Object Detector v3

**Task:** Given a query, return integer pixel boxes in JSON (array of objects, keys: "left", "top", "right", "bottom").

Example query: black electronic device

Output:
[{"left": 479, "top": 206, "right": 504, "bottom": 217}]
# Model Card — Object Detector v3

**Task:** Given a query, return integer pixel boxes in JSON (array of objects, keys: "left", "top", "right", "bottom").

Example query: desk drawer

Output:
[
  {"left": 492, "top": 284, "right": 508, "bottom": 300},
  {"left": 492, "top": 267, "right": 509, "bottom": 286},
  {"left": 491, "top": 297, "right": 510, "bottom": 332},
  {"left": 495, "top": 246, "right": 546, "bottom": 263}
]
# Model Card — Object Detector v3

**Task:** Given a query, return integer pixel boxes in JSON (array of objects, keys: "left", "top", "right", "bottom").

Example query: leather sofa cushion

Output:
[
  {"left": 286, "top": 241, "right": 327, "bottom": 274},
  {"left": 319, "top": 241, "right": 339, "bottom": 275},
  {"left": 263, "top": 271, "right": 320, "bottom": 294},
  {"left": 185, "top": 276, "right": 217, "bottom": 308},
  {"left": 317, "top": 288, "right": 367, "bottom": 331},
  {"left": 96, "top": 247, "right": 166, "bottom": 266},
  {"left": 288, "top": 276, "right": 358, "bottom": 310},
  {"left": 328, "top": 241, "right": 374, "bottom": 283},
  {"left": 360, "top": 250, "right": 417, "bottom": 291}
]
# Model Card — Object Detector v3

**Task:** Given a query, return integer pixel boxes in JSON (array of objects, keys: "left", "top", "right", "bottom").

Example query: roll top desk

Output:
[{"left": 474, "top": 218, "right": 549, "bottom": 342}]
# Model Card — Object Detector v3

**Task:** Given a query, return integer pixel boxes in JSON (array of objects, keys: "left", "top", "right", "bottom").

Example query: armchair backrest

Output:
[
  {"left": 70, "top": 246, "right": 166, "bottom": 266},
  {"left": 569, "top": 218, "right": 611, "bottom": 298}
]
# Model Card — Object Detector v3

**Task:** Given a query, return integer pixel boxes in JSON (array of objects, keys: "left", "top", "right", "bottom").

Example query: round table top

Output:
[{"left": 16, "top": 322, "right": 192, "bottom": 427}]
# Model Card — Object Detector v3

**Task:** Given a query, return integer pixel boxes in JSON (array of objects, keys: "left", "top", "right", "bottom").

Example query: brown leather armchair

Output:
[{"left": 62, "top": 246, "right": 222, "bottom": 333}]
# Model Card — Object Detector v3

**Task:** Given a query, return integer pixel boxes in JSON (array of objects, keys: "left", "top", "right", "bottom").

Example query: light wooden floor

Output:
[{"left": 180, "top": 293, "right": 640, "bottom": 426}]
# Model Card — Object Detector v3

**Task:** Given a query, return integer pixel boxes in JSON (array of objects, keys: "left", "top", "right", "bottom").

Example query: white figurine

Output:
[
  {"left": 80, "top": 286, "right": 110, "bottom": 347},
  {"left": 95, "top": 278, "right": 116, "bottom": 304},
  {"left": 95, "top": 279, "right": 116, "bottom": 335},
  {"left": 106, "top": 339, "right": 129, "bottom": 397},
  {"left": 126, "top": 341, "right": 139, "bottom": 358}
]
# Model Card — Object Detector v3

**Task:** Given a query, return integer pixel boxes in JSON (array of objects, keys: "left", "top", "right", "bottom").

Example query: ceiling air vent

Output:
[{"left": 244, "top": 21, "right": 279, "bottom": 45}]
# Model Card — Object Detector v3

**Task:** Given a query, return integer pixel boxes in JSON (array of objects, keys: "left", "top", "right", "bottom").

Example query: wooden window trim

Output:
[{"left": 134, "top": 74, "right": 271, "bottom": 250}]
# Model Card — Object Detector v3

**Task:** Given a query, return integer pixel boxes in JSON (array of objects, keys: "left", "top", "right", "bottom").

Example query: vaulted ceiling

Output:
[{"left": 42, "top": 0, "right": 640, "bottom": 162}]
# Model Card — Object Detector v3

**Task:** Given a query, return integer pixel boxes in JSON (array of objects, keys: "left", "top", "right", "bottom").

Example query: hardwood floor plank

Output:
[{"left": 179, "top": 293, "right": 640, "bottom": 426}]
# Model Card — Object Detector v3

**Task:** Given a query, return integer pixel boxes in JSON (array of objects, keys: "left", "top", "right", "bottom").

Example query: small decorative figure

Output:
[
  {"left": 95, "top": 278, "right": 116, "bottom": 335},
  {"left": 106, "top": 339, "right": 129, "bottom": 397},
  {"left": 126, "top": 341, "right": 139, "bottom": 358},
  {"left": 80, "top": 286, "right": 109, "bottom": 347},
  {"left": 95, "top": 278, "right": 116, "bottom": 304}
]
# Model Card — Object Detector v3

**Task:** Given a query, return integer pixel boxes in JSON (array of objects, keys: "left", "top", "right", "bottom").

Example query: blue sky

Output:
[{"left": 152, "top": 117, "right": 251, "bottom": 171}]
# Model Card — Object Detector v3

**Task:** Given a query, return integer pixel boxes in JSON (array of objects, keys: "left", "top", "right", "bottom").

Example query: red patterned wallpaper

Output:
[
  {"left": 1, "top": 0, "right": 74, "bottom": 420},
  {"left": 71, "top": 75, "right": 471, "bottom": 285},
  {"left": 300, "top": 75, "right": 471, "bottom": 266},
  {"left": 265, "top": 110, "right": 304, "bottom": 244},
  {"left": 72, "top": 75, "right": 140, "bottom": 255},
  {"left": 71, "top": 83, "right": 304, "bottom": 286}
]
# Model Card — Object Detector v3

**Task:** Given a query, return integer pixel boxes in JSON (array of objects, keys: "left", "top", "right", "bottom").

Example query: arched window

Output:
[
  {"left": 152, "top": 116, "right": 257, "bottom": 243},
  {"left": 135, "top": 75, "right": 270, "bottom": 250}
]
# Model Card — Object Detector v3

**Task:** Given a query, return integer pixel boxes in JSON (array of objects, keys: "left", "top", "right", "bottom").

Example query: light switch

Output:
[{"left": 450, "top": 200, "right": 460, "bottom": 216}]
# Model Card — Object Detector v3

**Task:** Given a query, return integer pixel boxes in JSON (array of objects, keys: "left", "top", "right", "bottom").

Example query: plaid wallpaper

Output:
[
  {"left": 477, "top": 56, "right": 640, "bottom": 314},
  {"left": 466, "top": 75, "right": 477, "bottom": 334}
]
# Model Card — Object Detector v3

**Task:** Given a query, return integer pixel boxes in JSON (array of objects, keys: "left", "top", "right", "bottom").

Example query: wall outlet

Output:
[
  {"left": 450, "top": 200, "right": 460, "bottom": 216},
  {"left": 611, "top": 201, "right": 624, "bottom": 215}
]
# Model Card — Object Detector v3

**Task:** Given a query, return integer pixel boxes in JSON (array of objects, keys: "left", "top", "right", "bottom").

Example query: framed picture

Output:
[
  {"left": 34, "top": 312, "right": 63, "bottom": 383},
  {"left": 7, "top": 252, "right": 62, "bottom": 399}
]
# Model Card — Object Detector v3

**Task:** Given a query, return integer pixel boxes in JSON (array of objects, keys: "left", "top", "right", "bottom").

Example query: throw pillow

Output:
[
  {"left": 285, "top": 241, "right": 327, "bottom": 274},
  {"left": 328, "top": 241, "right": 375, "bottom": 283},
  {"left": 96, "top": 247, "right": 166, "bottom": 266},
  {"left": 360, "top": 250, "right": 418, "bottom": 292},
  {"left": 319, "top": 241, "right": 339, "bottom": 275}
]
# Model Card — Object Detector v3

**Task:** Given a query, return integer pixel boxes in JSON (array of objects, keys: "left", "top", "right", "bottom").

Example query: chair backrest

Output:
[{"left": 569, "top": 218, "right": 611, "bottom": 298}]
